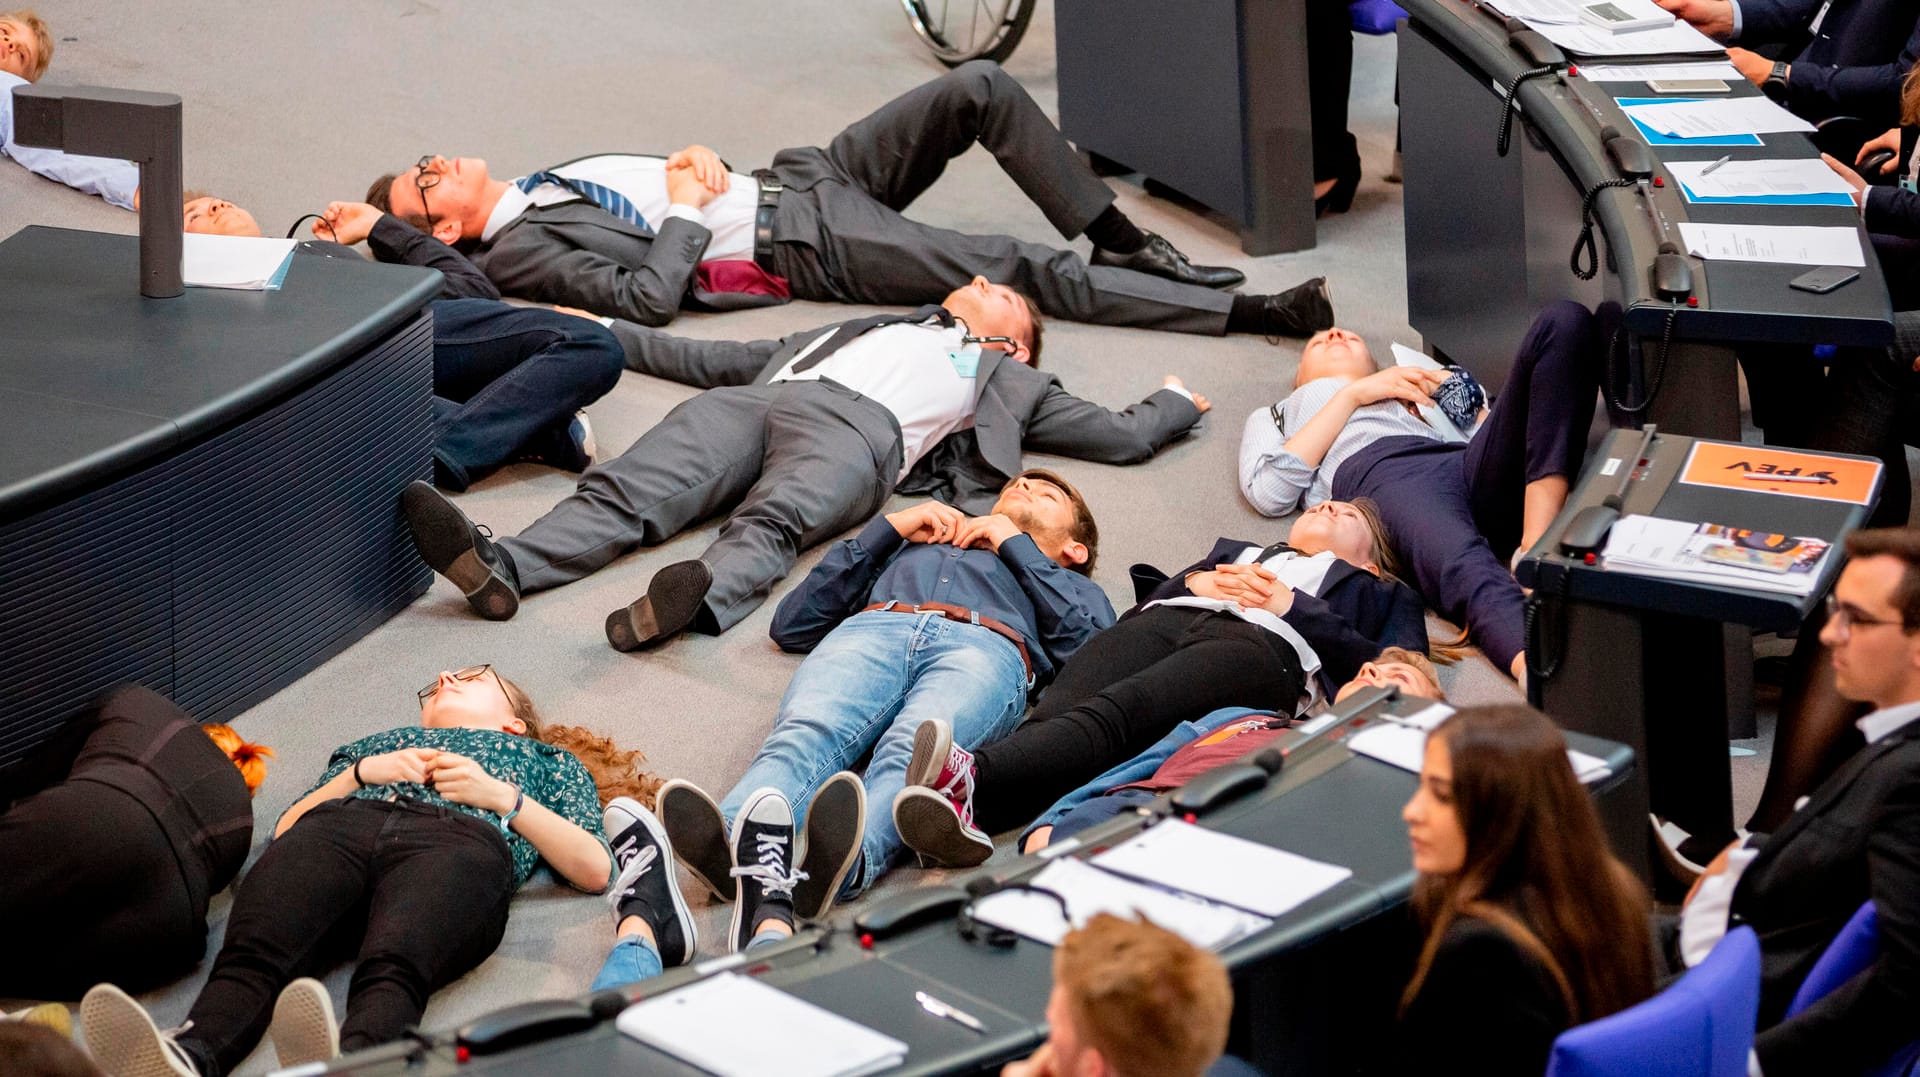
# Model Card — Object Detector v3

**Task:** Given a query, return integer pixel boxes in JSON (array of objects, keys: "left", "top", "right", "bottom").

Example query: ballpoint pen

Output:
[
  {"left": 916, "top": 990, "right": 988, "bottom": 1034},
  {"left": 1701, "top": 154, "right": 1732, "bottom": 174}
]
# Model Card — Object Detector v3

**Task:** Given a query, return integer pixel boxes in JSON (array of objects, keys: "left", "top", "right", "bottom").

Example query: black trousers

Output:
[
  {"left": 1308, "top": 0, "right": 1358, "bottom": 181},
  {"left": 971, "top": 606, "right": 1305, "bottom": 834},
  {"left": 179, "top": 799, "right": 514, "bottom": 1077},
  {"left": 0, "top": 686, "right": 251, "bottom": 998},
  {"left": 764, "top": 61, "right": 1236, "bottom": 335},
  {"left": 500, "top": 380, "right": 902, "bottom": 633}
]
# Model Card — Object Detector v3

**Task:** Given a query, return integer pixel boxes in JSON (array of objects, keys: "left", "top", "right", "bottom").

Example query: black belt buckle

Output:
[{"left": 752, "top": 170, "right": 783, "bottom": 264}]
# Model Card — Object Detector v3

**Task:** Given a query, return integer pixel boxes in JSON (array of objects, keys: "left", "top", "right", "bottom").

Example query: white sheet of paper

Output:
[
  {"left": 1677, "top": 222, "right": 1865, "bottom": 266},
  {"left": 615, "top": 972, "right": 908, "bottom": 1077},
  {"left": 1525, "top": 18, "right": 1723, "bottom": 55},
  {"left": 1089, "top": 820, "right": 1353, "bottom": 918},
  {"left": 1578, "top": 61, "right": 1744, "bottom": 81},
  {"left": 1348, "top": 723, "right": 1613, "bottom": 783},
  {"left": 182, "top": 234, "right": 296, "bottom": 290},
  {"left": 1667, "top": 158, "right": 1855, "bottom": 200},
  {"left": 971, "top": 858, "right": 1270, "bottom": 950},
  {"left": 1620, "top": 97, "right": 1817, "bottom": 137}
]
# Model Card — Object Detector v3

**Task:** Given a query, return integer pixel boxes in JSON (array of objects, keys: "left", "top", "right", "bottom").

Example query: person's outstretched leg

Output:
[
  {"left": 1461, "top": 300, "right": 1600, "bottom": 559},
  {"left": 593, "top": 798, "right": 697, "bottom": 991},
  {"left": 1307, "top": 0, "right": 1358, "bottom": 192},
  {"left": 622, "top": 385, "right": 899, "bottom": 641},
  {"left": 427, "top": 301, "right": 623, "bottom": 491},
  {"left": 338, "top": 811, "right": 512, "bottom": 1054}
]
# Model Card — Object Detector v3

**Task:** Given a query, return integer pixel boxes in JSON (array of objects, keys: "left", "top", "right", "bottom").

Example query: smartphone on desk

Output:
[
  {"left": 1789, "top": 266, "right": 1860, "bottom": 294},
  {"left": 1647, "top": 78, "right": 1731, "bottom": 93}
]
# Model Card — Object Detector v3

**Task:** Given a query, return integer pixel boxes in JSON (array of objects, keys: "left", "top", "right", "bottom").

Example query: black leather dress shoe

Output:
[
  {"left": 1091, "top": 232, "right": 1246, "bottom": 290},
  {"left": 606, "top": 559, "right": 714, "bottom": 652},
  {"left": 400, "top": 480, "right": 520, "bottom": 620},
  {"left": 1259, "top": 277, "right": 1335, "bottom": 339}
]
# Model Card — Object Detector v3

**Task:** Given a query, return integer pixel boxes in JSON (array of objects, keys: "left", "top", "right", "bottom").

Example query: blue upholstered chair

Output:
[
  {"left": 1785, "top": 902, "right": 1920, "bottom": 1077},
  {"left": 1350, "top": 0, "right": 1410, "bottom": 35},
  {"left": 1544, "top": 926, "right": 1760, "bottom": 1077}
]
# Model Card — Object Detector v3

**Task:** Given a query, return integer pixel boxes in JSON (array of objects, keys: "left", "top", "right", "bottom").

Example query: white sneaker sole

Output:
[
  {"left": 80, "top": 984, "right": 196, "bottom": 1077},
  {"left": 269, "top": 978, "right": 338, "bottom": 1070},
  {"left": 893, "top": 786, "right": 992, "bottom": 868}
]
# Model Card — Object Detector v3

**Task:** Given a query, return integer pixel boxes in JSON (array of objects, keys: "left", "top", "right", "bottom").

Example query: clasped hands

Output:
[
  {"left": 1186, "top": 561, "right": 1295, "bottom": 615},
  {"left": 355, "top": 747, "right": 518, "bottom": 815},
  {"left": 664, "top": 143, "right": 729, "bottom": 210},
  {"left": 887, "top": 499, "right": 1023, "bottom": 553}
]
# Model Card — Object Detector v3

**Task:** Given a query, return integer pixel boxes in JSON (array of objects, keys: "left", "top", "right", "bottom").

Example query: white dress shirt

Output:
[
  {"left": 1239, "top": 376, "right": 1439, "bottom": 517},
  {"left": 770, "top": 317, "right": 984, "bottom": 479},
  {"left": 482, "top": 154, "right": 759, "bottom": 258},
  {"left": 0, "top": 70, "right": 139, "bottom": 210},
  {"left": 1144, "top": 545, "right": 1341, "bottom": 714}
]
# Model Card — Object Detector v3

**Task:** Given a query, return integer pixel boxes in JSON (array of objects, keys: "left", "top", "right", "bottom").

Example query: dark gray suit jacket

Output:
[
  {"left": 610, "top": 316, "right": 1203, "bottom": 513},
  {"left": 466, "top": 154, "right": 787, "bottom": 326},
  {"left": 1733, "top": 718, "right": 1920, "bottom": 1076}
]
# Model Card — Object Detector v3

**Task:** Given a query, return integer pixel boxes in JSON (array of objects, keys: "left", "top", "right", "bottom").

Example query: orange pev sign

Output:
[{"left": 1678, "top": 442, "right": 1881, "bottom": 506}]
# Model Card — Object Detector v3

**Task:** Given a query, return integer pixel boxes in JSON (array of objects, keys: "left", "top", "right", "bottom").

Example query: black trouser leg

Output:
[
  {"left": 338, "top": 807, "right": 513, "bottom": 1053},
  {"left": 1461, "top": 299, "right": 1600, "bottom": 555},
  {"left": 1307, "top": 0, "right": 1357, "bottom": 182},
  {"left": 180, "top": 801, "right": 383, "bottom": 1077},
  {"left": 821, "top": 60, "right": 1116, "bottom": 237},
  {"left": 971, "top": 608, "right": 1304, "bottom": 834}
]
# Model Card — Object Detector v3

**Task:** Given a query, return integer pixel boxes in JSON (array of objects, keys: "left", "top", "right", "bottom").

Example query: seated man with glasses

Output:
[
  {"left": 362, "top": 63, "right": 1334, "bottom": 339},
  {"left": 1673, "top": 527, "right": 1920, "bottom": 1077},
  {"left": 181, "top": 193, "right": 625, "bottom": 491}
]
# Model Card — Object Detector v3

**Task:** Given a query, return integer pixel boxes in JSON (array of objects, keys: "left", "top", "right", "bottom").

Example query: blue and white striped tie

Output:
[{"left": 516, "top": 170, "right": 650, "bottom": 232}]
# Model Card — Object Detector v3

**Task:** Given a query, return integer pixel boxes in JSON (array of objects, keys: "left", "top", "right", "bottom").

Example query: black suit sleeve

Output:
[
  {"left": 1282, "top": 578, "right": 1427, "bottom": 688},
  {"left": 365, "top": 214, "right": 501, "bottom": 300},
  {"left": 1866, "top": 184, "right": 1920, "bottom": 239},
  {"left": 1785, "top": 18, "right": 1920, "bottom": 128},
  {"left": 1020, "top": 384, "right": 1202, "bottom": 464},
  {"left": 1755, "top": 767, "right": 1920, "bottom": 1076},
  {"left": 485, "top": 214, "right": 711, "bottom": 326}
]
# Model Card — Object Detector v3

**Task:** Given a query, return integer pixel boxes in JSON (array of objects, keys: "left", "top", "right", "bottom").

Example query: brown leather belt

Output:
[{"left": 860, "top": 600, "right": 1033, "bottom": 683}]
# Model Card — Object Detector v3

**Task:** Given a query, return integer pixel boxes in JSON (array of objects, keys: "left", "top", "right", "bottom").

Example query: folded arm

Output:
[
  {"left": 484, "top": 214, "right": 711, "bottom": 326},
  {"left": 770, "top": 516, "right": 907, "bottom": 652}
]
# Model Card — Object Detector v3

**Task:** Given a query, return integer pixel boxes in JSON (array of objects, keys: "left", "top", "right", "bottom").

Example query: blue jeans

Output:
[
  {"left": 588, "top": 929, "right": 786, "bottom": 991},
  {"left": 718, "top": 611, "right": 1029, "bottom": 897},
  {"left": 429, "top": 299, "right": 624, "bottom": 491}
]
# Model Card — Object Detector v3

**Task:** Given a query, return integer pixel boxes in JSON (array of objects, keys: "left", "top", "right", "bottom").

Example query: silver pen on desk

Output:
[
  {"left": 1701, "top": 154, "right": 1733, "bottom": 174},
  {"left": 916, "top": 991, "right": 988, "bottom": 1034}
]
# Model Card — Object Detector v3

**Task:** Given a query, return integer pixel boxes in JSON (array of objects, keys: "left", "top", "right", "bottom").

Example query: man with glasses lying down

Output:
[{"left": 361, "top": 63, "right": 1333, "bottom": 339}]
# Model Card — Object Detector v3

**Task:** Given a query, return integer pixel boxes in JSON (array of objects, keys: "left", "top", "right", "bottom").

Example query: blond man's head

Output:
[
  {"left": 1042, "top": 914, "right": 1234, "bottom": 1077},
  {"left": 0, "top": 10, "right": 51, "bottom": 81}
]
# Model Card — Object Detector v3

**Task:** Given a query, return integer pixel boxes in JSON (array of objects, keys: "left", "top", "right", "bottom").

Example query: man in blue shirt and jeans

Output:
[{"left": 652, "top": 469, "right": 1112, "bottom": 950}]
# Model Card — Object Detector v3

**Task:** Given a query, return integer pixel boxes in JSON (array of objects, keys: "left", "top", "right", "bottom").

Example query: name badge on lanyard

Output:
[{"left": 948, "top": 343, "right": 982, "bottom": 379}]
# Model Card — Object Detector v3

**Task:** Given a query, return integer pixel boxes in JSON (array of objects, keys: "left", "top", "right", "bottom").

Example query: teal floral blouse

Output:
[{"left": 298, "top": 726, "right": 610, "bottom": 890}]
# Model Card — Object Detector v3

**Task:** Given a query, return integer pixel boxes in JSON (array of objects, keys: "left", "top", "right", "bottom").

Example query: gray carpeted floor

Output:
[{"left": 4, "top": 3, "right": 1788, "bottom": 1070}]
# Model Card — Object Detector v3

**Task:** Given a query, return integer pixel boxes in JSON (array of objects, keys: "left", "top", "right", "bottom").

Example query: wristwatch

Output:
[{"left": 1761, "top": 60, "right": 1790, "bottom": 104}]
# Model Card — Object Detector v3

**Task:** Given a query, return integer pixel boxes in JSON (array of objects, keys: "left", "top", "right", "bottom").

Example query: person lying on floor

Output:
[
  {"left": 1020, "top": 647, "right": 1445, "bottom": 854},
  {"left": 891, "top": 500, "right": 1432, "bottom": 868},
  {"left": 0, "top": 686, "right": 267, "bottom": 1000},
  {"left": 182, "top": 195, "right": 623, "bottom": 491},
  {"left": 78, "top": 665, "right": 660, "bottom": 1077},
  {"left": 0, "top": 9, "right": 139, "bottom": 209},
  {"left": 1238, "top": 300, "right": 1604, "bottom": 682},
  {"left": 401, "top": 280, "right": 1207, "bottom": 652},
  {"left": 362, "top": 63, "right": 1333, "bottom": 339},
  {"left": 650, "top": 472, "right": 1112, "bottom": 947}
]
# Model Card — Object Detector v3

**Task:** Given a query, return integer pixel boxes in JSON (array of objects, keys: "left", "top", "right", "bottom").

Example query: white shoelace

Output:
[
  {"left": 160, "top": 1020, "right": 200, "bottom": 1074},
  {"left": 729, "top": 833, "right": 806, "bottom": 898}
]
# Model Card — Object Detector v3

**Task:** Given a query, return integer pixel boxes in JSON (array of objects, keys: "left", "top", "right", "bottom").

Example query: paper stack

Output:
[
  {"left": 616, "top": 972, "right": 908, "bottom": 1077},
  {"left": 1600, "top": 514, "right": 1831, "bottom": 596},
  {"left": 182, "top": 234, "right": 297, "bottom": 290}
]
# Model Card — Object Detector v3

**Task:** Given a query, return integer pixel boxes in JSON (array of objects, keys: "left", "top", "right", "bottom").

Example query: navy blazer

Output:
[
  {"left": 1739, "top": 0, "right": 1920, "bottom": 124},
  {"left": 1733, "top": 719, "right": 1920, "bottom": 1076},
  {"left": 1131, "top": 537, "right": 1431, "bottom": 694}
]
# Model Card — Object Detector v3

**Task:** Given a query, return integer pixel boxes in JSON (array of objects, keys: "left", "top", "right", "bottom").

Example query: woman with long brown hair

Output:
[
  {"left": 78, "top": 665, "right": 659, "bottom": 1077},
  {"left": 1396, "top": 705, "right": 1654, "bottom": 1075}
]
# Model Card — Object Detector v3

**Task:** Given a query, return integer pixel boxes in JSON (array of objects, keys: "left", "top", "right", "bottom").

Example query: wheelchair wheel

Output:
[{"left": 900, "top": 0, "right": 1036, "bottom": 67}]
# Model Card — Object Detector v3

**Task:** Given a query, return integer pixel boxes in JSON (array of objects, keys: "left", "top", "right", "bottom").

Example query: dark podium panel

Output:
[
  {"left": 1055, "top": 0, "right": 1317, "bottom": 255},
  {"left": 0, "top": 226, "right": 440, "bottom": 763}
]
